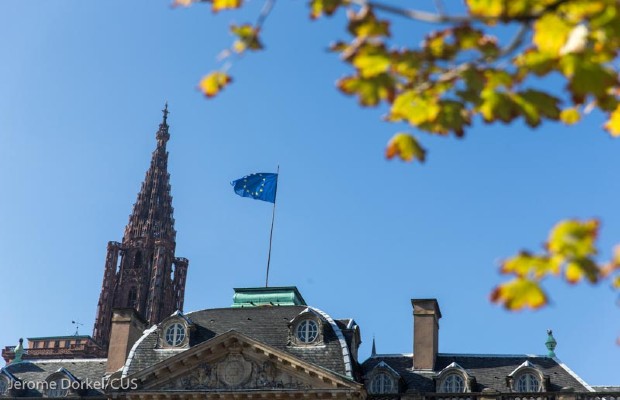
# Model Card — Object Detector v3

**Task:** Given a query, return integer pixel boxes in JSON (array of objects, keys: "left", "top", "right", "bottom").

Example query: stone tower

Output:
[{"left": 92, "top": 105, "right": 189, "bottom": 350}]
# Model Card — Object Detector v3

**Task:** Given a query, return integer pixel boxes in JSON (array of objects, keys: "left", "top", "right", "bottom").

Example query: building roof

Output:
[
  {"left": 27, "top": 336, "right": 92, "bottom": 341},
  {"left": 2, "top": 359, "right": 107, "bottom": 397},
  {"left": 123, "top": 305, "right": 358, "bottom": 379},
  {"left": 362, "top": 353, "right": 592, "bottom": 393}
]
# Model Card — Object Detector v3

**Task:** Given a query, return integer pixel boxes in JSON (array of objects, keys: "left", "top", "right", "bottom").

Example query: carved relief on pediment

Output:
[{"left": 160, "top": 350, "right": 313, "bottom": 391}]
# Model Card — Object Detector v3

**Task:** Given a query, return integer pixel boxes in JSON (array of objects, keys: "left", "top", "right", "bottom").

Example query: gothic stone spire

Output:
[
  {"left": 123, "top": 103, "right": 175, "bottom": 244},
  {"left": 93, "top": 105, "right": 189, "bottom": 351}
]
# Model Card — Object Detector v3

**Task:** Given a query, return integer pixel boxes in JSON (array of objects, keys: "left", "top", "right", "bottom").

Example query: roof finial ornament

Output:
[
  {"left": 545, "top": 329, "right": 557, "bottom": 357},
  {"left": 13, "top": 338, "right": 24, "bottom": 364},
  {"left": 162, "top": 102, "right": 169, "bottom": 125},
  {"left": 371, "top": 335, "right": 377, "bottom": 357}
]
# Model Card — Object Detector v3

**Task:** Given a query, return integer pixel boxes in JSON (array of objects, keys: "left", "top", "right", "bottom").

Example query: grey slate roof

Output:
[
  {"left": 124, "top": 306, "right": 358, "bottom": 379},
  {"left": 362, "top": 354, "right": 591, "bottom": 393},
  {"left": 2, "top": 359, "right": 107, "bottom": 397}
]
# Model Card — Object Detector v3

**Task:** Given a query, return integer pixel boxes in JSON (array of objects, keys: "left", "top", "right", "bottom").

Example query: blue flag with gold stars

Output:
[{"left": 231, "top": 173, "right": 278, "bottom": 203}]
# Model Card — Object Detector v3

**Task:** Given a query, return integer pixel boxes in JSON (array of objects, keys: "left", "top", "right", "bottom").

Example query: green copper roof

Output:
[{"left": 232, "top": 286, "right": 307, "bottom": 307}]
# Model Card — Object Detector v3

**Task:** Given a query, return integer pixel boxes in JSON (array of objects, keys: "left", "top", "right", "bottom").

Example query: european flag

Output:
[{"left": 231, "top": 173, "right": 278, "bottom": 203}]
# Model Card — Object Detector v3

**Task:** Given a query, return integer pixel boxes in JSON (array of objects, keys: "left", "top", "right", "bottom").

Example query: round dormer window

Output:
[
  {"left": 440, "top": 373, "right": 465, "bottom": 393},
  {"left": 296, "top": 320, "right": 318, "bottom": 343},
  {"left": 516, "top": 373, "right": 540, "bottom": 392},
  {"left": 165, "top": 323, "right": 186, "bottom": 346}
]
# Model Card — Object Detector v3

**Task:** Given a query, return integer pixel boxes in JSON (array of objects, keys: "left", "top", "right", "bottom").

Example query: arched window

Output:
[
  {"left": 296, "top": 320, "right": 319, "bottom": 343},
  {"left": 127, "top": 287, "right": 137, "bottom": 308},
  {"left": 370, "top": 372, "right": 394, "bottom": 394},
  {"left": 165, "top": 323, "right": 186, "bottom": 347},
  {"left": 516, "top": 373, "right": 540, "bottom": 392},
  {"left": 440, "top": 373, "right": 465, "bottom": 393}
]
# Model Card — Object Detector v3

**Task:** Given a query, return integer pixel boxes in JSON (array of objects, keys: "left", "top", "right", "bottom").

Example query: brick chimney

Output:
[
  {"left": 106, "top": 308, "right": 147, "bottom": 374},
  {"left": 412, "top": 299, "right": 442, "bottom": 370}
]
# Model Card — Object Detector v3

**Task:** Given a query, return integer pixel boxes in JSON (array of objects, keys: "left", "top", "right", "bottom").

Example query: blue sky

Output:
[{"left": 1, "top": 0, "right": 618, "bottom": 385}]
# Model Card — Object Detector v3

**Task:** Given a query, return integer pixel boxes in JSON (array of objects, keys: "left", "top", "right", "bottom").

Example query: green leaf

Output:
[
  {"left": 560, "top": 55, "right": 618, "bottom": 103},
  {"left": 337, "top": 74, "right": 395, "bottom": 106},
  {"left": 418, "top": 100, "right": 471, "bottom": 136},
  {"left": 511, "top": 89, "right": 560, "bottom": 127},
  {"left": 479, "top": 90, "right": 518, "bottom": 123},
  {"left": 514, "top": 49, "right": 556, "bottom": 77}
]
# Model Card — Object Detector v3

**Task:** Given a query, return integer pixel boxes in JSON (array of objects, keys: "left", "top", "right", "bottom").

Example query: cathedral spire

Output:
[
  {"left": 123, "top": 104, "right": 176, "bottom": 244},
  {"left": 93, "top": 105, "right": 189, "bottom": 351}
]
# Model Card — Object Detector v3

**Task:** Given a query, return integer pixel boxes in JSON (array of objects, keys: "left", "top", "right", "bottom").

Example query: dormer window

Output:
[
  {"left": 440, "top": 373, "right": 465, "bottom": 393},
  {"left": 366, "top": 361, "right": 400, "bottom": 395},
  {"left": 436, "top": 362, "right": 471, "bottom": 393},
  {"left": 296, "top": 320, "right": 318, "bottom": 343},
  {"left": 509, "top": 361, "right": 545, "bottom": 393},
  {"left": 45, "top": 377, "right": 69, "bottom": 398},
  {"left": 370, "top": 372, "right": 394, "bottom": 394},
  {"left": 165, "top": 323, "right": 186, "bottom": 347},
  {"left": 158, "top": 311, "right": 192, "bottom": 349},
  {"left": 516, "top": 373, "right": 540, "bottom": 392},
  {"left": 289, "top": 309, "right": 324, "bottom": 346},
  {"left": 0, "top": 376, "right": 8, "bottom": 397}
]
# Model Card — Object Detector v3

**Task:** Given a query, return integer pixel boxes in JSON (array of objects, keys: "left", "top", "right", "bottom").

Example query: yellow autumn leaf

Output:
[
  {"left": 547, "top": 219, "right": 599, "bottom": 259},
  {"left": 230, "top": 24, "right": 263, "bottom": 53},
  {"left": 351, "top": 43, "right": 391, "bottom": 78},
  {"left": 212, "top": 0, "right": 242, "bottom": 12},
  {"left": 533, "top": 14, "right": 573, "bottom": 55},
  {"left": 388, "top": 91, "right": 440, "bottom": 126},
  {"left": 465, "top": 0, "right": 504, "bottom": 19},
  {"left": 565, "top": 258, "right": 600, "bottom": 284},
  {"left": 347, "top": 6, "right": 390, "bottom": 38},
  {"left": 385, "top": 133, "right": 426, "bottom": 163},
  {"left": 490, "top": 278, "right": 548, "bottom": 310},
  {"left": 337, "top": 74, "right": 395, "bottom": 106},
  {"left": 560, "top": 108, "right": 581, "bottom": 124},
  {"left": 310, "top": 0, "right": 345, "bottom": 19},
  {"left": 604, "top": 104, "right": 620, "bottom": 137},
  {"left": 198, "top": 72, "right": 232, "bottom": 98},
  {"left": 501, "top": 252, "right": 558, "bottom": 279}
]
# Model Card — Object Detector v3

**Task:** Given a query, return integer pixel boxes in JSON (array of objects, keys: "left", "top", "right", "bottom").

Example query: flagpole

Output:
[{"left": 265, "top": 165, "right": 279, "bottom": 287}]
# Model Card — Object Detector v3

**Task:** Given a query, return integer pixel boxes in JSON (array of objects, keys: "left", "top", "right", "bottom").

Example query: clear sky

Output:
[{"left": 1, "top": 0, "right": 618, "bottom": 386}]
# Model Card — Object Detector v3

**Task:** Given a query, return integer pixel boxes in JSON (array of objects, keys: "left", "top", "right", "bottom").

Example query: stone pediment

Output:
[{"left": 129, "top": 330, "right": 362, "bottom": 393}]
